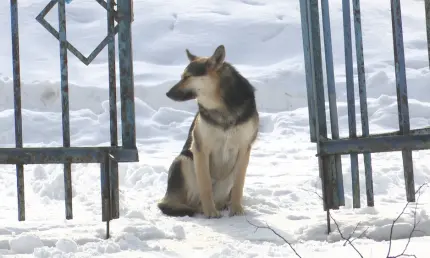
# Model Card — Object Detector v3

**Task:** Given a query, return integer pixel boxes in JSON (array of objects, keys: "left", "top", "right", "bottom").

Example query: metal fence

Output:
[
  {"left": 299, "top": 0, "right": 430, "bottom": 228},
  {"left": 7, "top": 0, "right": 138, "bottom": 238}
]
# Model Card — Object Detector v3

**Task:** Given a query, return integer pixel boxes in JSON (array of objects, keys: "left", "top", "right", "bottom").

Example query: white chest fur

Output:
[
  {"left": 197, "top": 117, "right": 257, "bottom": 153},
  {"left": 195, "top": 117, "right": 257, "bottom": 180},
  {"left": 187, "top": 115, "right": 258, "bottom": 206}
]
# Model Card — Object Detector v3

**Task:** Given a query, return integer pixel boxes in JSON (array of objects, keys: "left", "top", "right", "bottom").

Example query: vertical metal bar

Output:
[
  {"left": 308, "top": 0, "right": 327, "bottom": 170},
  {"left": 352, "top": 0, "right": 374, "bottom": 207},
  {"left": 10, "top": 0, "right": 25, "bottom": 221},
  {"left": 107, "top": 0, "right": 120, "bottom": 219},
  {"left": 109, "top": 155, "right": 119, "bottom": 219},
  {"left": 342, "top": 0, "right": 360, "bottom": 208},
  {"left": 108, "top": 0, "right": 118, "bottom": 147},
  {"left": 299, "top": 0, "right": 317, "bottom": 143},
  {"left": 117, "top": 0, "right": 137, "bottom": 149},
  {"left": 100, "top": 153, "right": 111, "bottom": 223},
  {"left": 109, "top": 161, "right": 119, "bottom": 219},
  {"left": 390, "top": 0, "right": 415, "bottom": 202},
  {"left": 58, "top": 0, "right": 73, "bottom": 219},
  {"left": 307, "top": 0, "right": 338, "bottom": 211},
  {"left": 309, "top": 0, "right": 327, "bottom": 143},
  {"left": 320, "top": 0, "right": 344, "bottom": 207},
  {"left": 425, "top": 0, "right": 430, "bottom": 69}
]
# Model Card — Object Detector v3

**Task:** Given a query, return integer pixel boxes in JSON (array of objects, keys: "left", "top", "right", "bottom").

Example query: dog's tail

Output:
[{"left": 157, "top": 199, "right": 196, "bottom": 217}]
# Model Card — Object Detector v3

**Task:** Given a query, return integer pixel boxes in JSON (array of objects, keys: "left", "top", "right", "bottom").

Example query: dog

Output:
[{"left": 157, "top": 45, "right": 259, "bottom": 218}]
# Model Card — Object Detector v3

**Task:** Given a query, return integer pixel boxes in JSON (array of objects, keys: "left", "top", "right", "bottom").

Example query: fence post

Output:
[
  {"left": 425, "top": 0, "right": 430, "bottom": 69},
  {"left": 107, "top": 0, "right": 120, "bottom": 220},
  {"left": 10, "top": 0, "right": 25, "bottom": 221},
  {"left": 342, "top": 0, "right": 361, "bottom": 208},
  {"left": 300, "top": 1, "right": 340, "bottom": 234},
  {"left": 390, "top": 0, "right": 415, "bottom": 202},
  {"left": 118, "top": 0, "right": 137, "bottom": 149},
  {"left": 352, "top": 0, "right": 374, "bottom": 207},
  {"left": 320, "top": 0, "right": 345, "bottom": 207},
  {"left": 57, "top": 0, "right": 74, "bottom": 220},
  {"left": 299, "top": 0, "right": 317, "bottom": 143}
]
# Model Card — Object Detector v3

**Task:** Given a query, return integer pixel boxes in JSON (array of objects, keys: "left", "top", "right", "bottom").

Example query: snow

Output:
[{"left": 0, "top": 0, "right": 429, "bottom": 257}]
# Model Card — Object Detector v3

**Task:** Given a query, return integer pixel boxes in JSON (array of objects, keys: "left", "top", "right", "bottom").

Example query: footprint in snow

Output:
[
  {"left": 240, "top": 0, "right": 265, "bottom": 6},
  {"left": 210, "top": 10, "right": 230, "bottom": 16},
  {"left": 170, "top": 13, "right": 178, "bottom": 31}
]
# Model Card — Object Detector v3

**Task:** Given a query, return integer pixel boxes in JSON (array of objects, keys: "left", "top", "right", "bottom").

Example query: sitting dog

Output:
[{"left": 157, "top": 45, "right": 259, "bottom": 218}]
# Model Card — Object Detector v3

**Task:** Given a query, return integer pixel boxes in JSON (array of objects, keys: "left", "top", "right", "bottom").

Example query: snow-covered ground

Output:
[{"left": 1, "top": 0, "right": 430, "bottom": 257}]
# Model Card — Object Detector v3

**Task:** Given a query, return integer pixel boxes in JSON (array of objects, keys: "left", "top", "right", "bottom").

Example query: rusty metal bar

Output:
[
  {"left": 117, "top": 0, "right": 137, "bottom": 149},
  {"left": 314, "top": 0, "right": 337, "bottom": 211},
  {"left": 390, "top": 0, "right": 415, "bottom": 202},
  {"left": 320, "top": 133, "right": 430, "bottom": 155},
  {"left": 342, "top": 0, "right": 360, "bottom": 209},
  {"left": 36, "top": 0, "right": 120, "bottom": 66},
  {"left": 326, "top": 127, "right": 430, "bottom": 139},
  {"left": 425, "top": 0, "right": 430, "bottom": 69},
  {"left": 0, "top": 147, "right": 138, "bottom": 164},
  {"left": 299, "top": 0, "right": 317, "bottom": 143},
  {"left": 108, "top": 0, "right": 118, "bottom": 149},
  {"left": 303, "top": 0, "right": 339, "bottom": 212},
  {"left": 10, "top": 0, "right": 25, "bottom": 221},
  {"left": 100, "top": 152, "right": 111, "bottom": 239},
  {"left": 58, "top": 0, "right": 73, "bottom": 219},
  {"left": 320, "top": 0, "right": 344, "bottom": 207},
  {"left": 352, "top": 0, "right": 374, "bottom": 207},
  {"left": 107, "top": 0, "right": 120, "bottom": 219},
  {"left": 109, "top": 154, "right": 119, "bottom": 219},
  {"left": 100, "top": 153, "right": 111, "bottom": 223},
  {"left": 95, "top": 0, "right": 120, "bottom": 22}
]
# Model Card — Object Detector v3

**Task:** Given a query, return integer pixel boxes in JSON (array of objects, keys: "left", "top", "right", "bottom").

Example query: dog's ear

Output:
[
  {"left": 185, "top": 49, "right": 197, "bottom": 62},
  {"left": 207, "top": 45, "right": 225, "bottom": 71}
]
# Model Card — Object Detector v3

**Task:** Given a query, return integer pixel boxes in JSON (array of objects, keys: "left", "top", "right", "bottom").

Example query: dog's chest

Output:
[
  {"left": 200, "top": 118, "right": 255, "bottom": 151},
  {"left": 198, "top": 119, "right": 256, "bottom": 179}
]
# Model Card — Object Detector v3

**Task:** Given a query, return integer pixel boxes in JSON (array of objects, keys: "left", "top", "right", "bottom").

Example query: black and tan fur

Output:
[{"left": 157, "top": 45, "right": 259, "bottom": 218}]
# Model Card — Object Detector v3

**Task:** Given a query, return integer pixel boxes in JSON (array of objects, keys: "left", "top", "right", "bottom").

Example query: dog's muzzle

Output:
[{"left": 166, "top": 84, "right": 196, "bottom": 102}]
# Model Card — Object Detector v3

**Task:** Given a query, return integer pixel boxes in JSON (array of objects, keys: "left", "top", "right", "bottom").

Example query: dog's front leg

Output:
[
  {"left": 229, "top": 146, "right": 251, "bottom": 216},
  {"left": 193, "top": 150, "right": 221, "bottom": 218}
]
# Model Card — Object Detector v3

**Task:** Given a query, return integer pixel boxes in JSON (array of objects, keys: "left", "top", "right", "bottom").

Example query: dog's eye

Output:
[{"left": 182, "top": 74, "right": 191, "bottom": 80}]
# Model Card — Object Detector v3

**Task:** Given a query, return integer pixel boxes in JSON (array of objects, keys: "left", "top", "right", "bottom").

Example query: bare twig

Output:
[
  {"left": 350, "top": 226, "right": 369, "bottom": 245},
  {"left": 301, "top": 186, "right": 364, "bottom": 255},
  {"left": 342, "top": 221, "right": 361, "bottom": 247},
  {"left": 300, "top": 181, "right": 324, "bottom": 201},
  {"left": 300, "top": 181, "right": 427, "bottom": 258},
  {"left": 246, "top": 217, "right": 302, "bottom": 258},
  {"left": 341, "top": 221, "right": 370, "bottom": 247},
  {"left": 329, "top": 213, "right": 364, "bottom": 258},
  {"left": 398, "top": 199, "right": 420, "bottom": 256},
  {"left": 386, "top": 182, "right": 428, "bottom": 258}
]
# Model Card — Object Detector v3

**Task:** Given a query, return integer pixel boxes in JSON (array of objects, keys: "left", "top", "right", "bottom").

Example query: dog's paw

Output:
[
  {"left": 229, "top": 204, "right": 245, "bottom": 216},
  {"left": 216, "top": 202, "right": 228, "bottom": 211},
  {"left": 203, "top": 206, "right": 222, "bottom": 218}
]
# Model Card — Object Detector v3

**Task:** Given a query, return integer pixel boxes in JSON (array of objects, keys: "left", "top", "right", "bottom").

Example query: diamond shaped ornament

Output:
[{"left": 36, "top": 0, "right": 120, "bottom": 66}]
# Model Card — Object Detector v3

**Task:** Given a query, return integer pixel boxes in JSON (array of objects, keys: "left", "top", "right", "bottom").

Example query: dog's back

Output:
[{"left": 157, "top": 114, "right": 198, "bottom": 217}]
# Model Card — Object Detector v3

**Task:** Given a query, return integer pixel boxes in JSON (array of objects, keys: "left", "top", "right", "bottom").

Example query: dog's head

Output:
[{"left": 166, "top": 45, "right": 226, "bottom": 108}]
